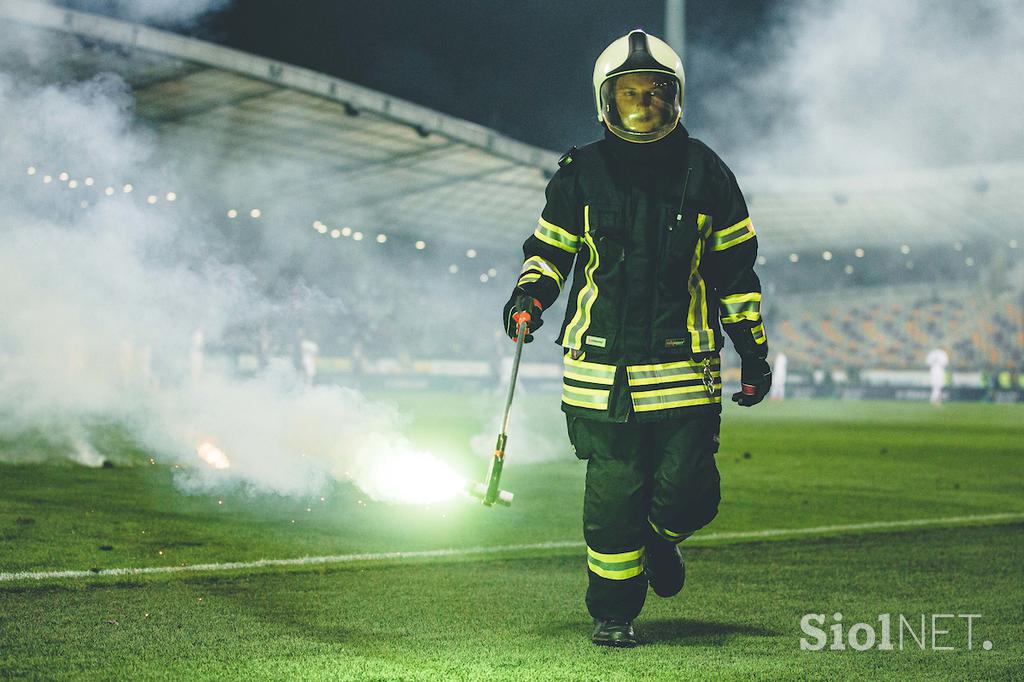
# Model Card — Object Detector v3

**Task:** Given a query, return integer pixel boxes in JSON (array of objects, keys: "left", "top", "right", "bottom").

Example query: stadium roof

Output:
[{"left": 2, "top": 0, "right": 1022, "bottom": 257}]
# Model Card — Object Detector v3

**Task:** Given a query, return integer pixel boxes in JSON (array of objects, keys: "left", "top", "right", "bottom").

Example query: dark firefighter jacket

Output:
[{"left": 514, "top": 125, "right": 769, "bottom": 422}]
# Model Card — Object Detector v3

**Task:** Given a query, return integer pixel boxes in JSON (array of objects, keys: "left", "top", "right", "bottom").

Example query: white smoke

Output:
[
  {"left": 0, "top": 30, "right": 469, "bottom": 502},
  {"left": 695, "top": 0, "right": 1024, "bottom": 175}
]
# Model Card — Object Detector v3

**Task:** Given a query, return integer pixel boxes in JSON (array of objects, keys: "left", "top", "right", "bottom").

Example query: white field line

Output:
[{"left": 2, "top": 512, "right": 1022, "bottom": 583}]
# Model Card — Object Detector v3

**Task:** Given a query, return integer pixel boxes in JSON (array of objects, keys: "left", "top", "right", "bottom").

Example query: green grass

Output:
[{"left": 2, "top": 396, "right": 1023, "bottom": 680}]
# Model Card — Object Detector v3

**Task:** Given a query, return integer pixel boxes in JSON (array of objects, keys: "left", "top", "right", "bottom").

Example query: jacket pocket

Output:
[{"left": 566, "top": 415, "right": 592, "bottom": 460}]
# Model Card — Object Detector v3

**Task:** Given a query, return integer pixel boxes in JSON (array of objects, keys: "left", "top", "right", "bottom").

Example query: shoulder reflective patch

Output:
[
  {"left": 534, "top": 217, "right": 580, "bottom": 253},
  {"left": 557, "top": 146, "right": 576, "bottom": 168},
  {"left": 711, "top": 217, "right": 755, "bottom": 252}
]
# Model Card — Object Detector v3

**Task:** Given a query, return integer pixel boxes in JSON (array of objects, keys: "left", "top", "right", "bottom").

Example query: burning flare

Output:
[{"left": 196, "top": 441, "right": 230, "bottom": 470}]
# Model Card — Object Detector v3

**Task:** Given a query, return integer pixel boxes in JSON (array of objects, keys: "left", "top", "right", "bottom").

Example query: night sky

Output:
[{"left": 57, "top": 0, "right": 777, "bottom": 153}]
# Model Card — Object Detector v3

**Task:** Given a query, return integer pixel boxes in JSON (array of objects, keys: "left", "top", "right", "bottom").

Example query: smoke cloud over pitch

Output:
[
  {"left": 0, "top": 21, "right": 486, "bottom": 502},
  {"left": 692, "top": 0, "right": 1024, "bottom": 176}
]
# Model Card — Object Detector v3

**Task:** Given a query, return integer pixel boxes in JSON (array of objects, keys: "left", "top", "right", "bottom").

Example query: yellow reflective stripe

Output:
[
  {"left": 632, "top": 384, "right": 718, "bottom": 400},
  {"left": 687, "top": 214, "right": 715, "bottom": 354},
  {"left": 520, "top": 255, "right": 564, "bottom": 288},
  {"left": 648, "top": 518, "right": 690, "bottom": 543},
  {"left": 626, "top": 358, "right": 720, "bottom": 376},
  {"left": 564, "top": 205, "right": 599, "bottom": 349},
  {"left": 563, "top": 355, "right": 616, "bottom": 385},
  {"left": 587, "top": 546, "right": 645, "bottom": 580},
  {"left": 561, "top": 384, "right": 609, "bottom": 410},
  {"left": 752, "top": 321, "right": 767, "bottom": 345},
  {"left": 633, "top": 394, "right": 721, "bottom": 412},
  {"left": 534, "top": 217, "right": 579, "bottom": 253},
  {"left": 721, "top": 310, "right": 760, "bottom": 324},
  {"left": 711, "top": 217, "right": 756, "bottom": 252},
  {"left": 517, "top": 272, "right": 541, "bottom": 286},
  {"left": 720, "top": 291, "right": 761, "bottom": 324},
  {"left": 628, "top": 370, "right": 720, "bottom": 387}
]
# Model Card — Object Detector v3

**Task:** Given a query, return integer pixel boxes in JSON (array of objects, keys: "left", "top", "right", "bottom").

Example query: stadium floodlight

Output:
[
  {"left": 466, "top": 248, "right": 477, "bottom": 258},
  {"left": 822, "top": 251, "right": 832, "bottom": 261},
  {"left": 58, "top": 171, "right": 69, "bottom": 182},
  {"left": 123, "top": 183, "right": 133, "bottom": 193},
  {"left": 341, "top": 227, "right": 352, "bottom": 237},
  {"left": 250, "top": 208, "right": 261, "bottom": 219},
  {"left": 488, "top": 268, "right": 498, "bottom": 277},
  {"left": 147, "top": 195, "right": 157, "bottom": 205},
  {"left": 26, "top": 166, "right": 36, "bottom": 175},
  {"left": 68, "top": 180, "right": 78, "bottom": 189},
  {"left": 165, "top": 192, "right": 176, "bottom": 202},
  {"left": 845, "top": 265, "right": 854, "bottom": 275},
  {"left": 43, "top": 175, "right": 52, "bottom": 184},
  {"left": 352, "top": 231, "right": 364, "bottom": 241},
  {"left": 965, "top": 257, "right": 975, "bottom": 267},
  {"left": 376, "top": 234, "right": 387, "bottom": 243},
  {"left": 330, "top": 229, "right": 341, "bottom": 238},
  {"left": 415, "top": 240, "right": 426, "bottom": 250},
  {"left": 84, "top": 177, "right": 94, "bottom": 186},
  {"left": 449, "top": 264, "right": 458, "bottom": 274},
  {"left": 227, "top": 209, "right": 238, "bottom": 218},
  {"left": 789, "top": 253, "right": 799, "bottom": 263},
  {"left": 854, "top": 248, "right": 864, "bottom": 258},
  {"left": 480, "top": 274, "right": 489, "bottom": 283},
  {"left": 900, "top": 244, "right": 910, "bottom": 255}
]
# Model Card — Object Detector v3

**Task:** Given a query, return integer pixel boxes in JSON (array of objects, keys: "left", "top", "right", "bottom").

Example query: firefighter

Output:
[{"left": 502, "top": 29, "right": 772, "bottom": 647}]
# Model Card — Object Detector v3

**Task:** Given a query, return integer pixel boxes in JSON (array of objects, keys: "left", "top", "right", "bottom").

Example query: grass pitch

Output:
[{"left": 2, "top": 396, "right": 1022, "bottom": 680}]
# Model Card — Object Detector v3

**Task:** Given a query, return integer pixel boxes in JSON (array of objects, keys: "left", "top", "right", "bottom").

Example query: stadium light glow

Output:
[
  {"left": 84, "top": 177, "right": 94, "bottom": 186},
  {"left": 123, "top": 183, "right": 133, "bottom": 193},
  {"left": 854, "top": 248, "right": 864, "bottom": 258},
  {"left": 80, "top": 200, "right": 89, "bottom": 209},
  {"left": 900, "top": 244, "right": 911, "bottom": 255},
  {"left": 954, "top": 241, "right": 963, "bottom": 251},
  {"left": 313, "top": 220, "right": 324, "bottom": 230},
  {"left": 480, "top": 274, "right": 489, "bottom": 283},
  {"left": 789, "top": 253, "right": 799, "bottom": 263},
  {"left": 227, "top": 209, "right": 238, "bottom": 218},
  {"left": 330, "top": 229, "right": 341, "bottom": 238},
  {"left": 449, "top": 264, "right": 458, "bottom": 274},
  {"left": 376, "top": 234, "right": 387, "bottom": 243},
  {"left": 147, "top": 195, "right": 158, "bottom": 205},
  {"left": 250, "top": 208, "right": 262, "bottom": 218},
  {"left": 822, "top": 251, "right": 832, "bottom": 261},
  {"left": 353, "top": 231, "right": 364, "bottom": 241},
  {"left": 965, "top": 257, "right": 975, "bottom": 267},
  {"left": 165, "top": 192, "right": 177, "bottom": 202},
  {"left": 341, "top": 227, "right": 352, "bottom": 237},
  {"left": 58, "top": 171, "right": 69, "bottom": 182},
  {"left": 26, "top": 166, "right": 36, "bottom": 175},
  {"left": 466, "top": 248, "right": 477, "bottom": 258},
  {"left": 1010, "top": 239, "right": 1018, "bottom": 249},
  {"left": 415, "top": 240, "right": 426, "bottom": 250},
  {"left": 845, "top": 265, "right": 854, "bottom": 275},
  {"left": 67, "top": 180, "right": 78, "bottom": 189},
  {"left": 757, "top": 255, "right": 766, "bottom": 265},
  {"left": 104, "top": 186, "right": 114, "bottom": 196},
  {"left": 488, "top": 268, "right": 497, "bottom": 277},
  {"left": 42, "top": 175, "right": 52, "bottom": 184}
]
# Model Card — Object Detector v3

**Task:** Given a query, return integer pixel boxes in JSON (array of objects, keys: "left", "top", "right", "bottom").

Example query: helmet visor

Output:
[{"left": 600, "top": 71, "right": 681, "bottom": 143}]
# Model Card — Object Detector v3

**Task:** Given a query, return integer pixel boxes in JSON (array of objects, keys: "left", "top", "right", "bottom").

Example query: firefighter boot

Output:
[
  {"left": 645, "top": 532, "right": 685, "bottom": 597},
  {"left": 592, "top": 619, "right": 638, "bottom": 648}
]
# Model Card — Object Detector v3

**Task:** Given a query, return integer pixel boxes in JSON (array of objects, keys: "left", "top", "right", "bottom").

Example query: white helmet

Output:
[{"left": 593, "top": 29, "right": 685, "bottom": 144}]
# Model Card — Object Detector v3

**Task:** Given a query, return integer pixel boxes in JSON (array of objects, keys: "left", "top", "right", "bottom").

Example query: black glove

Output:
[
  {"left": 502, "top": 289, "right": 543, "bottom": 343},
  {"left": 731, "top": 356, "right": 772, "bottom": 407}
]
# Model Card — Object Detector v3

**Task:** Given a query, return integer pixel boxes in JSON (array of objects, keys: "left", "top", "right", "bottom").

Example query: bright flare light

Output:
[
  {"left": 197, "top": 441, "right": 231, "bottom": 470},
  {"left": 358, "top": 448, "right": 466, "bottom": 505}
]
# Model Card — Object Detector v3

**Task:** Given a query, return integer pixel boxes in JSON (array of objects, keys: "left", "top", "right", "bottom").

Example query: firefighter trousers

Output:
[{"left": 566, "top": 407, "right": 722, "bottom": 622}]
